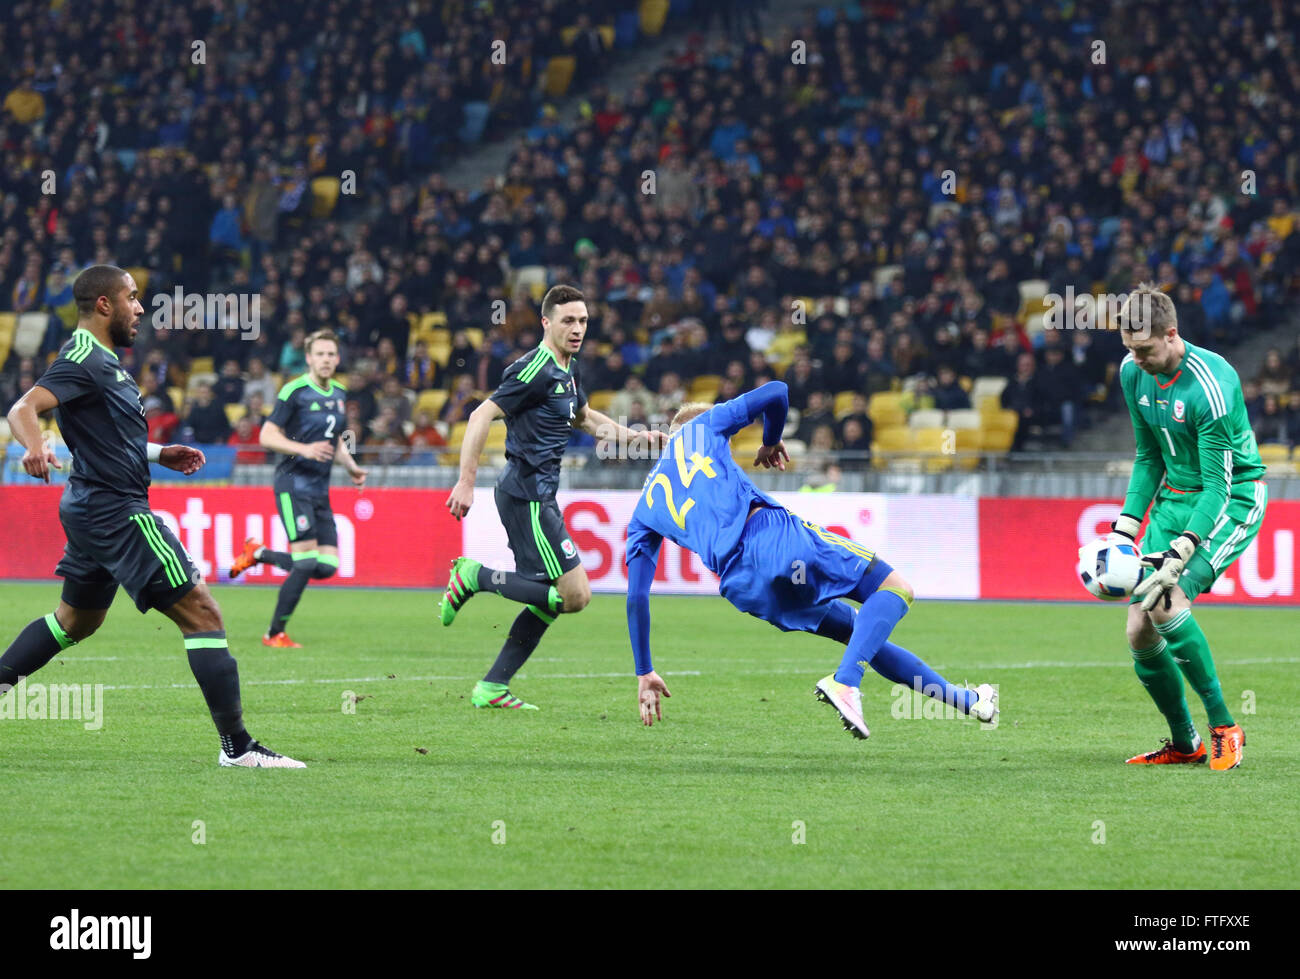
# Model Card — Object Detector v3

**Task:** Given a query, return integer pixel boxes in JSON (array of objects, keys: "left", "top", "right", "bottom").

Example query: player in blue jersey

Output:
[
  {"left": 624, "top": 381, "right": 998, "bottom": 738},
  {"left": 1, "top": 265, "right": 303, "bottom": 767}
]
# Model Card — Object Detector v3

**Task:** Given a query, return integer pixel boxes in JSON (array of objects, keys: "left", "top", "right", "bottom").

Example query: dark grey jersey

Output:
[
  {"left": 491, "top": 344, "right": 586, "bottom": 500},
  {"left": 36, "top": 328, "right": 150, "bottom": 524},
  {"left": 268, "top": 374, "right": 348, "bottom": 495}
]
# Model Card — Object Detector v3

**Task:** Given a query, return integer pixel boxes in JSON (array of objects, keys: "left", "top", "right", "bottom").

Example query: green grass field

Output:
[{"left": 1, "top": 583, "right": 1296, "bottom": 889}]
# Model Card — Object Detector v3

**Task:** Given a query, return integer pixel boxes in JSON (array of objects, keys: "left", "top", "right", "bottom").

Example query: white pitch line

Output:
[{"left": 92, "top": 657, "right": 1299, "bottom": 693}]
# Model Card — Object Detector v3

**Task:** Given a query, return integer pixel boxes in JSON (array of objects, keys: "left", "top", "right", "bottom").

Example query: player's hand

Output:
[
  {"left": 300, "top": 440, "right": 335, "bottom": 463},
  {"left": 1133, "top": 532, "right": 1198, "bottom": 612},
  {"left": 1109, "top": 513, "right": 1142, "bottom": 544},
  {"left": 21, "top": 441, "right": 62, "bottom": 482},
  {"left": 446, "top": 478, "right": 474, "bottom": 521},
  {"left": 639, "top": 428, "right": 670, "bottom": 452},
  {"left": 159, "top": 444, "right": 206, "bottom": 475},
  {"left": 349, "top": 466, "right": 368, "bottom": 487},
  {"left": 754, "top": 441, "right": 789, "bottom": 470},
  {"left": 638, "top": 671, "right": 671, "bottom": 727}
]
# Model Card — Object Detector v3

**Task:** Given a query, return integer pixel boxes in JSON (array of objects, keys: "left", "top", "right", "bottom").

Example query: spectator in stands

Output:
[
  {"left": 144, "top": 395, "right": 179, "bottom": 444},
  {"left": 1287, "top": 390, "right": 1300, "bottom": 449},
  {"left": 800, "top": 462, "right": 843, "bottom": 494},
  {"left": 245, "top": 391, "right": 269, "bottom": 422},
  {"left": 986, "top": 328, "right": 1027, "bottom": 380},
  {"left": 404, "top": 339, "right": 437, "bottom": 391},
  {"left": 443, "top": 330, "right": 479, "bottom": 380},
  {"left": 228, "top": 414, "right": 266, "bottom": 465},
  {"left": 863, "top": 333, "right": 895, "bottom": 396},
  {"left": 183, "top": 383, "right": 232, "bottom": 445},
  {"left": 1037, "top": 345, "right": 1084, "bottom": 448},
  {"left": 213, "top": 359, "right": 245, "bottom": 406},
  {"left": 243, "top": 357, "right": 276, "bottom": 405},
  {"left": 1242, "top": 380, "right": 1264, "bottom": 425},
  {"left": 376, "top": 375, "right": 412, "bottom": 426},
  {"left": 440, "top": 374, "right": 481, "bottom": 424},
  {"left": 1255, "top": 348, "right": 1292, "bottom": 397},
  {"left": 1002, "top": 353, "right": 1043, "bottom": 451},
  {"left": 653, "top": 372, "right": 688, "bottom": 426},
  {"left": 1253, "top": 394, "right": 1290, "bottom": 447},
  {"left": 280, "top": 327, "right": 307, "bottom": 377},
  {"left": 933, "top": 366, "right": 971, "bottom": 412},
  {"left": 838, "top": 418, "right": 872, "bottom": 472},
  {"left": 795, "top": 391, "right": 835, "bottom": 445},
  {"left": 408, "top": 411, "right": 446, "bottom": 449},
  {"left": 609, "top": 374, "right": 655, "bottom": 423},
  {"left": 784, "top": 350, "right": 821, "bottom": 412},
  {"left": 822, "top": 340, "right": 864, "bottom": 395},
  {"left": 803, "top": 425, "right": 838, "bottom": 475}
]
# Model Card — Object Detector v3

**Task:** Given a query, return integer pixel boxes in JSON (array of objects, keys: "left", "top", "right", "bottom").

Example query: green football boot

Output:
[
  {"left": 440, "top": 557, "right": 482, "bottom": 626},
  {"left": 471, "top": 680, "right": 539, "bottom": 711}
]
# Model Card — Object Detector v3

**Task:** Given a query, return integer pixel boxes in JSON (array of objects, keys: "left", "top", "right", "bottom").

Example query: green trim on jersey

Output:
[
  {"left": 279, "top": 492, "right": 299, "bottom": 541},
  {"left": 70, "top": 327, "right": 114, "bottom": 358},
  {"left": 530, "top": 500, "right": 563, "bottom": 578},
  {"left": 278, "top": 373, "right": 344, "bottom": 401},
  {"left": 130, "top": 514, "right": 187, "bottom": 587},
  {"left": 65, "top": 331, "right": 95, "bottom": 363}
]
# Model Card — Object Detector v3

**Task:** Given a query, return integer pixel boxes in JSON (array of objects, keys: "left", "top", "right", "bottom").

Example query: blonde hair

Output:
[
  {"left": 1118, "top": 283, "right": 1177, "bottom": 337},
  {"left": 669, "top": 402, "right": 712, "bottom": 432}
]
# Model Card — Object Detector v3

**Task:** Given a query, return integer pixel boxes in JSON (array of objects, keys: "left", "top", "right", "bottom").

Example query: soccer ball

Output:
[{"left": 1077, "top": 537, "right": 1144, "bottom": 601}]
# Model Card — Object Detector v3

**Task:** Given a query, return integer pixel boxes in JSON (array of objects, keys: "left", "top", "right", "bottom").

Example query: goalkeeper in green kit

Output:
[{"left": 1111, "top": 284, "right": 1266, "bottom": 771}]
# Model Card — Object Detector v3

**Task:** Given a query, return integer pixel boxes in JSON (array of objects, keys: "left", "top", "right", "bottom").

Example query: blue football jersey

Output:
[{"left": 626, "top": 396, "right": 782, "bottom": 576}]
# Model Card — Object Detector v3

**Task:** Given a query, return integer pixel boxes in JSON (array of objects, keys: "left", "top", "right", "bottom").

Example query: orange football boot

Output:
[
  {"left": 1208, "top": 724, "right": 1245, "bottom": 771},
  {"left": 229, "top": 538, "right": 261, "bottom": 578},
  {"left": 1126, "top": 738, "right": 1207, "bottom": 765},
  {"left": 262, "top": 632, "right": 302, "bottom": 649}
]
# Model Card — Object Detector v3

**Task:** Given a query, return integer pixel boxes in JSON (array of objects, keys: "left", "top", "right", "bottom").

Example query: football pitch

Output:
[{"left": 1, "top": 583, "right": 1296, "bottom": 889}]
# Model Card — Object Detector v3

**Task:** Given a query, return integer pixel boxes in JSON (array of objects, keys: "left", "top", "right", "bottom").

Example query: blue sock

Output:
[
  {"left": 870, "top": 641, "right": 976, "bottom": 713},
  {"left": 833, "top": 589, "right": 909, "bottom": 687}
]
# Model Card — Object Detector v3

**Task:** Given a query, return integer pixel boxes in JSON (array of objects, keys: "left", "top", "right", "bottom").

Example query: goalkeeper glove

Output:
[
  {"left": 1109, "top": 513, "right": 1142, "bottom": 543},
  {"left": 1132, "top": 532, "right": 1199, "bottom": 612}
]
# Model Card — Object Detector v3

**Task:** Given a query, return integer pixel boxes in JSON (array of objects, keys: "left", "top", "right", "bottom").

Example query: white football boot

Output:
[
  {"left": 968, "top": 683, "right": 999, "bottom": 724},
  {"left": 219, "top": 740, "right": 307, "bottom": 768},
  {"left": 814, "top": 674, "right": 870, "bottom": 740}
]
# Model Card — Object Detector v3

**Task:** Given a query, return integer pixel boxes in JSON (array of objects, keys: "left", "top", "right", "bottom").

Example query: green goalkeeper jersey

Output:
[{"left": 1120, "top": 339, "right": 1266, "bottom": 541}]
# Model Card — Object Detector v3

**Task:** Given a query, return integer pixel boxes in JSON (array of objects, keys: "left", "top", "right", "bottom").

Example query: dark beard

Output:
[{"left": 107, "top": 309, "right": 136, "bottom": 347}]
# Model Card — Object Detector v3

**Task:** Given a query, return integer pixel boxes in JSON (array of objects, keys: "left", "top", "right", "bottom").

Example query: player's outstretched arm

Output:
[
  {"left": 626, "top": 539, "right": 670, "bottom": 726},
  {"left": 260, "top": 420, "right": 334, "bottom": 462},
  {"left": 447, "top": 398, "right": 504, "bottom": 520},
  {"left": 7, "top": 385, "right": 62, "bottom": 482},
  {"left": 575, "top": 404, "right": 669, "bottom": 452},
  {"left": 334, "top": 437, "right": 368, "bottom": 487},
  {"left": 154, "top": 444, "right": 206, "bottom": 475}
]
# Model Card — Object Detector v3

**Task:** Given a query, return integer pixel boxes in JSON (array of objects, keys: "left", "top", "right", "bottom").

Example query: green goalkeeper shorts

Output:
[{"left": 1136, "top": 479, "right": 1269, "bottom": 602}]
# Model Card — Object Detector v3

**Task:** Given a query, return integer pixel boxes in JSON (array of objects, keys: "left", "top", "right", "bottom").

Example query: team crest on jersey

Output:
[
  {"left": 296, "top": 514, "right": 310, "bottom": 532},
  {"left": 1173, "top": 399, "right": 1185, "bottom": 421},
  {"left": 561, "top": 538, "right": 576, "bottom": 559}
]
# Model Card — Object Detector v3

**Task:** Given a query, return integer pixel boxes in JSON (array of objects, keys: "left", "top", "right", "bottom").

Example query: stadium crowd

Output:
[{"left": 3, "top": 0, "right": 1300, "bottom": 472}]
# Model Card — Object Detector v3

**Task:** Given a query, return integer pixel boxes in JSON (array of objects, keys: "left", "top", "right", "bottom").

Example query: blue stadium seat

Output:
[{"left": 615, "top": 11, "right": 641, "bottom": 47}]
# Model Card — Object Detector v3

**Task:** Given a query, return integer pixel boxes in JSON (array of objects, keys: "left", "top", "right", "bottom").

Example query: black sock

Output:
[
  {"left": 257, "top": 548, "right": 295, "bottom": 572},
  {"left": 484, "top": 606, "right": 552, "bottom": 684},
  {"left": 475, "top": 567, "right": 560, "bottom": 611},
  {"left": 183, "top": 631, "right": 250, "bottom": 755},
  {"left": 0, "top": 612, "right": 76, "bottom": 688},
  {"left": 270, "top": 559, "right": 316, "bottom": 635}
]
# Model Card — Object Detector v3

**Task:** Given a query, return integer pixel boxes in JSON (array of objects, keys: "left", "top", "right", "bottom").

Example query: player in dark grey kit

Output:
[
  {"left": 440, "top": 285, "right": 666, "bottom": 709},
  {"left": 228, "top": 328, "right": 367, "bottom": 646},
  {"left": 1, "top": 265, "right": 304, "bottom": 767}
]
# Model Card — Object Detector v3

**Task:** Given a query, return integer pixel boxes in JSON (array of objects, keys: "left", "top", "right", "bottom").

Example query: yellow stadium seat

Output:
[
  {"left": 14, "top": 313, "right": 48, "bottom": 358},
  {"left": 983, "top": 409, "right": 1020, "bottom": 433},
  {"left": 833, "top": 391, "right": 859, "bottom": 419},
  {"left": 954, "top": 428, "right": 981, "bottom": 470},
  {"left": 416, "top": 389, "right": 449, "bottom": 419},
  {"left": 125, "top": 266, "right": 150, "bottom": 296},
  {"left": 223, "top": 403, "right": 244, "bottom": 426},
  {"left": 1257, "top": 443, "right": 1292, "bottom": 463},
  {"left": 484, "top": 423, "right": 508, "bottom": 450},
  {"left": 639, "top": 0, "right": 669, "bottom": 36},
  {"left": 310, "top": 176, "right": 341, "bottom": 218},
  {"left": 448, "top": 421, "right": 470, "bottom": 450},
  {"left": 544, "top": 56, "right": 577, "bottom": 97},
  {"left": 980, "top": 428, "right": 1015, "bottom": 452},
  {"left": 872, "top": 426, "right": 912, "bottom": 452},
  {"left": 462, "top": 327, "right": 484, "bottom": 349},
  {"left": 168, "top": 386, "right": 186, "bottom": 411},
  {"left": 190, "top": 357, "right": 214, "bottom": 376},
  {"left": 587, "top": 389, "right": 616, "bottom": 412},
  {"left": 0, "top": 312, "right": 17, "bottom": 369},
  {"left": 598, "top": 24, "right": 615, "bottom": 49}
]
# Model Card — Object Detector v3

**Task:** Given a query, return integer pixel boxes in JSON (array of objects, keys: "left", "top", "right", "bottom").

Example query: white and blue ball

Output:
[{"left": 1077, "top": 537, "right": 1144, "bottom": 601}]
